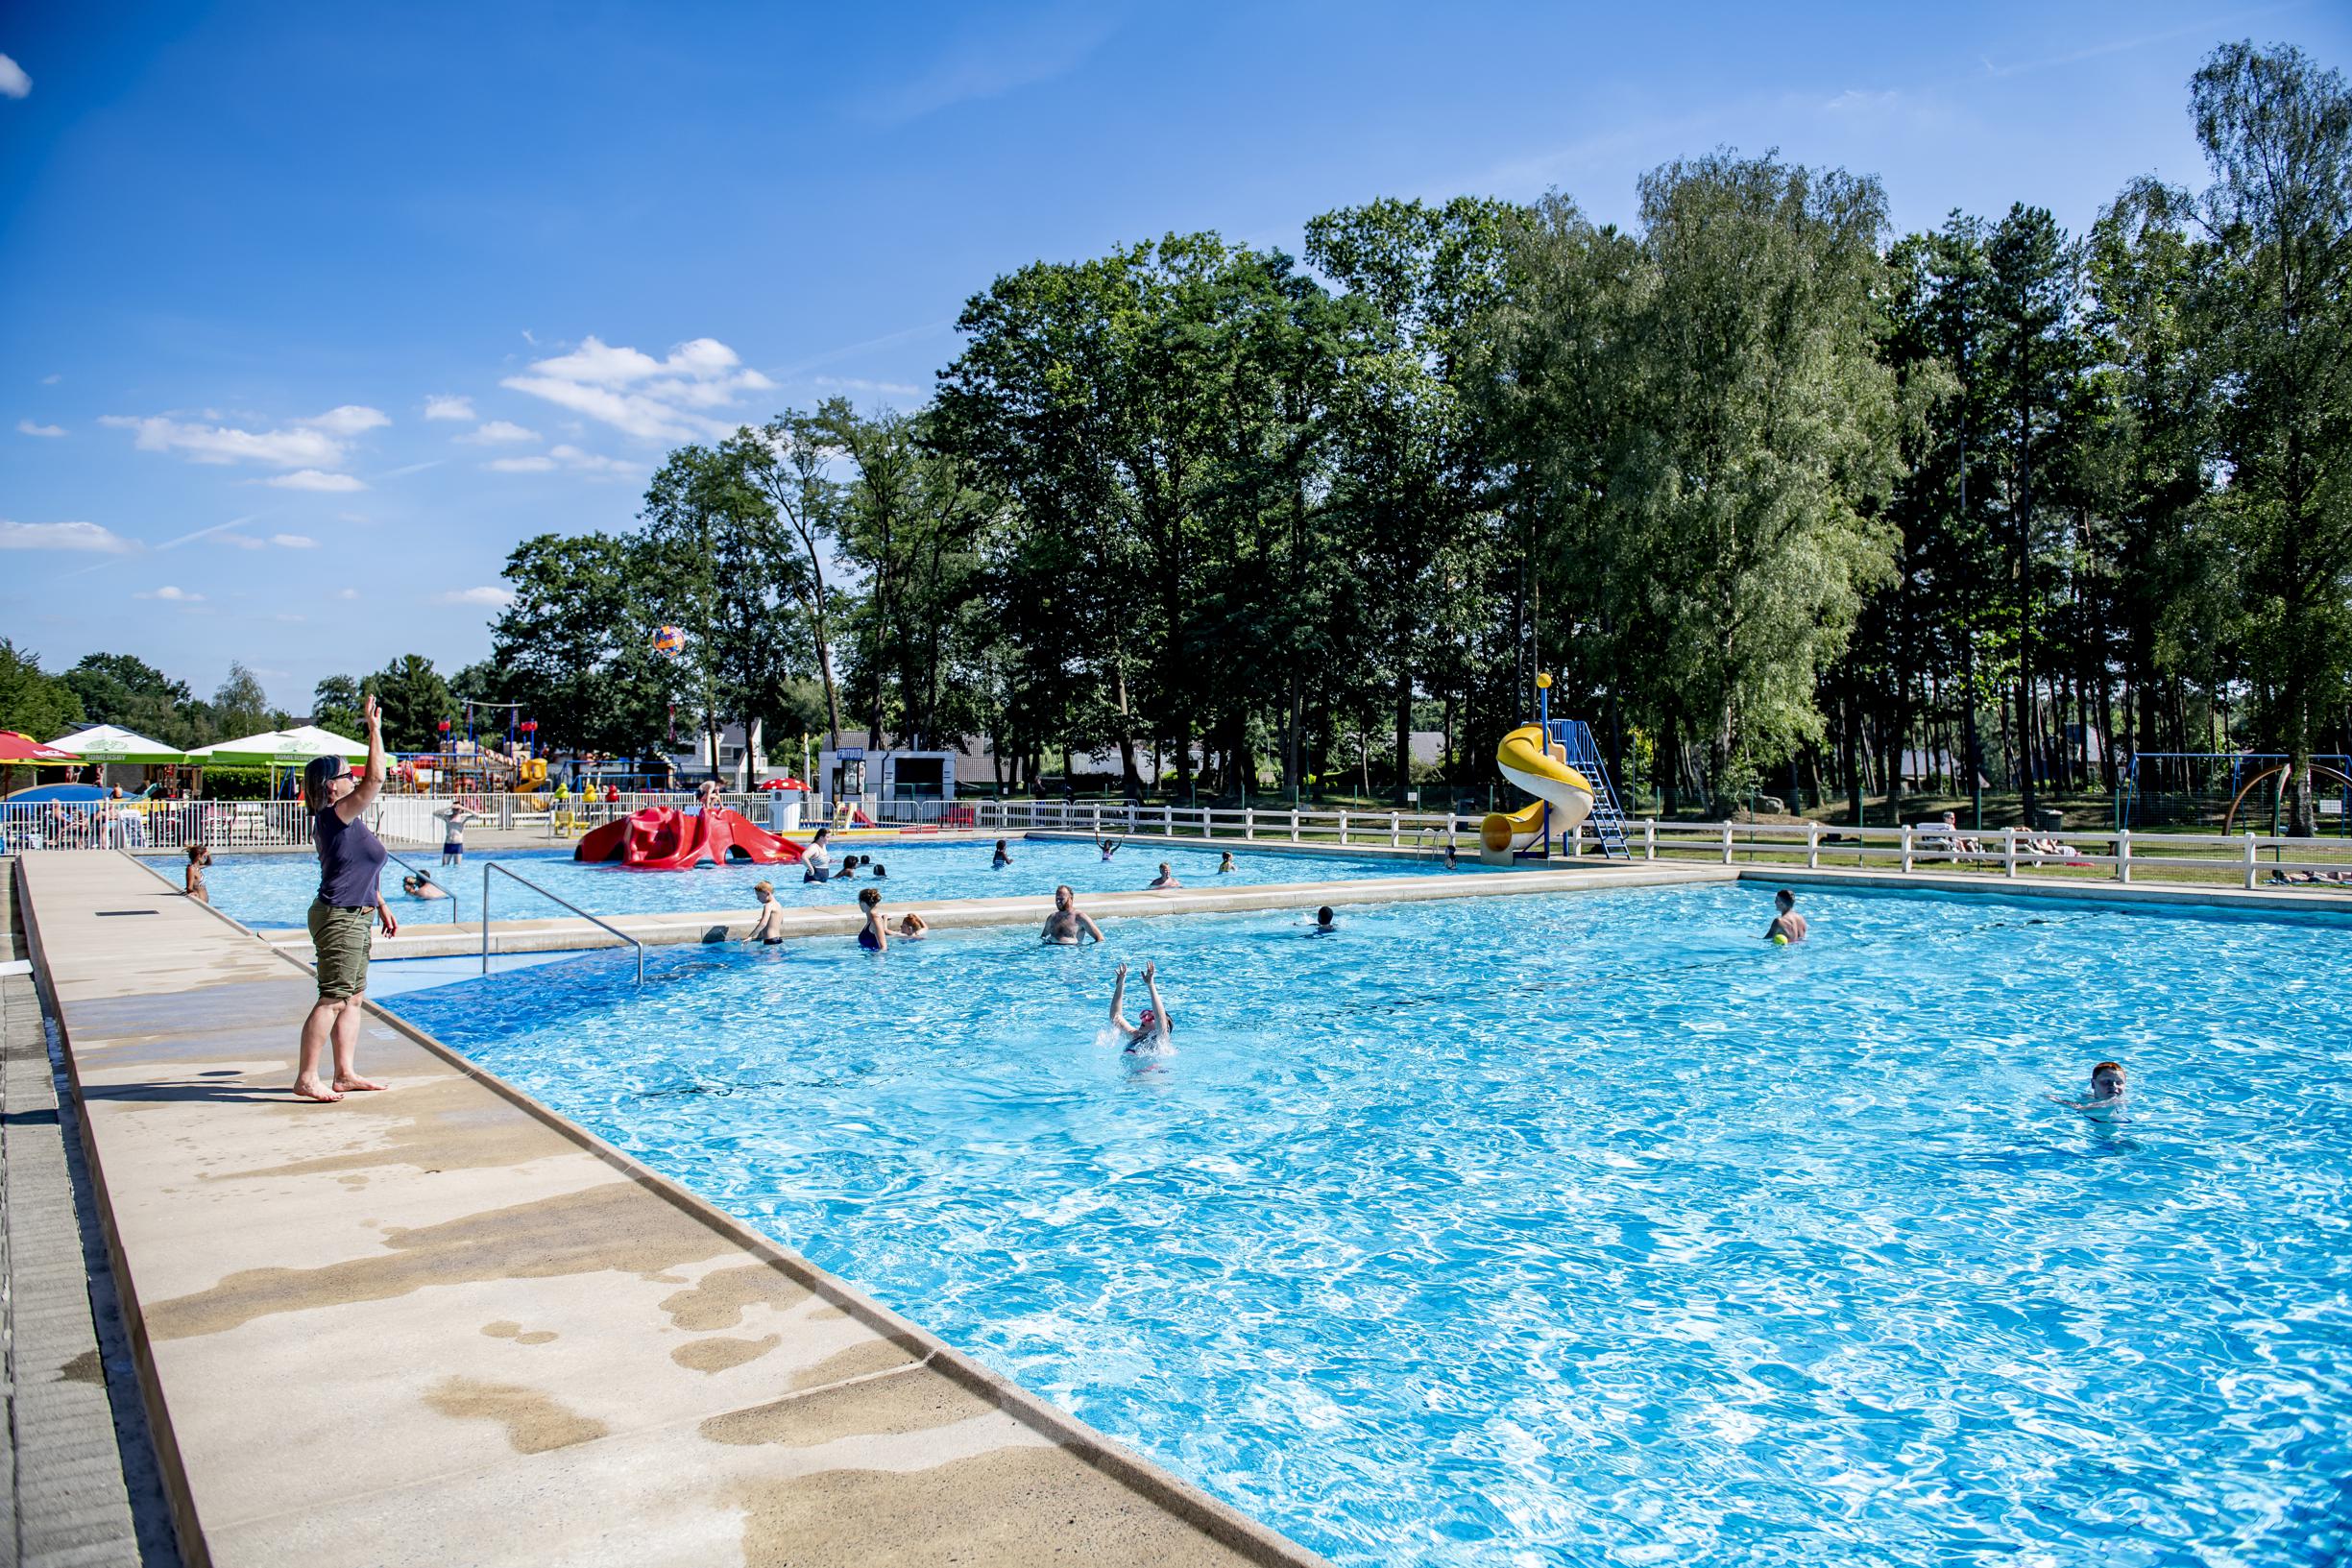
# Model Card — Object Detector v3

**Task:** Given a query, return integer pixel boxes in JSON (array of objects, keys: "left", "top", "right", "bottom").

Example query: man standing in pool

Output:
[
  {"left": 1765, "top": 889, "right": 1807, "bottom": 944},
  {"left": 1041, "top": 885, "right": 1103, "bottom": 945},
  {"left": 1109, "top": 960, "right": 1172, "bottom": 1052}
]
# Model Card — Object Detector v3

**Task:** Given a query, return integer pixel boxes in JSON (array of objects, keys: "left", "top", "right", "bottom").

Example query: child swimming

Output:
[{"left": 1108, "top": 960, "right": 1172, "bottom": 1052}]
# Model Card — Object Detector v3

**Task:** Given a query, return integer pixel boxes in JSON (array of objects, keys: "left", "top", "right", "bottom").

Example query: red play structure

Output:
[{"left": 574, "top": 806, "right": 806, "bottom": 870}]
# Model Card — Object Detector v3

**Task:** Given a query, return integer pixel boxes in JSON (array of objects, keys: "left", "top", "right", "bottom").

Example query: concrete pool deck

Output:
[{"left": 15, "top": 852, "right": 1332, "bottom": 1568}]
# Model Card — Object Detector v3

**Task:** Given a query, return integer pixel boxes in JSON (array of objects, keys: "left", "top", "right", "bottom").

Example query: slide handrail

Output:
[{"left": 481, "top": 860, "right": 644, "bottom": 984}]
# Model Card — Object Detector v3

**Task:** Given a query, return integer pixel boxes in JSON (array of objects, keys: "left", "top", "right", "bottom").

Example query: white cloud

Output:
[
  {"left": 265, "top": 470, "right": 367, "bottom": 492},
  {"left": 459, "top": 420, "right": 540, "bottom": 445},
  {"left": 270, "top": 533, "right": 317, "bottom": 548},
  {"left": 483, "top": 443, "right": 640, "bottom": 479},
  {"left": 303, "top": 404, "right": 390, "bottom": 436},
  {"left": 335, "top": 511, "right": 369, "bottom": 524},
  {"left": 39, "top": 373, "right": 61, "bottom": 385},
  {"left": 813, "top": 375, "right": 926, "bottom": 398},
  {"left": 16, "top": 420, "right": 64, "bottom": 437},
  {"left": 0, "top": 519, "right": 138, "bottom": 554},
  {"left": 335, "top": 587, "right": 360, "bottom": 600},
  {"left": 101, "top": 403, "right": 387, "bottom": 472},
  {"left": 438, "top": 586, "right": 515, "bottom": 608},
  {"left": 501, "top": 335, "right": 774, "bottom": 441},
  {"left": 137, "top": 586, "right": 203, "bottom": 602},
  {"left": 213, "top": 532, "right": 267, "bottom": 550},
  {"left": 1822, "top": 87, "right": 1902, "bottom": 114},
  {"left": 0, "top": 54, "right": 28, "bottom": 100},
  {"left": 423, "top": 395, "right": 475, "bottom": 421}
]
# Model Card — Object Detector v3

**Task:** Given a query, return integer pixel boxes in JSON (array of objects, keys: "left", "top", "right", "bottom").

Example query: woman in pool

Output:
[
  {"left": 992, "top": 838, "right": 1012, "bottom": 868},
  {"left": 857, "top": 886, "right": 888, "bottom": 952},
  {"left": 1217, "top": 851, "right": 1236, "bottom": 875},
  {"left": 295, "top": 692, "right": 396, "bottom": 1104},
  {"left": 1108, "top": 959, "right": 1171, "bottom": 1052},
  {"left": 745, "top": 880, "right": 786, "bottom": 944}
]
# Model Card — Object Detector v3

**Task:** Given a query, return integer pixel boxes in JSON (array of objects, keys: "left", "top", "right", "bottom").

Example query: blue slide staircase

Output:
[{"left": 1547, "top": 719, "right": 1630, "bottom": 859}]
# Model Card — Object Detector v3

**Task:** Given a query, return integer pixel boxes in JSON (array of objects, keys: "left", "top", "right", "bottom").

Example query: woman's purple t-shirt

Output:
[{"left": 313, "top": 808, "right": 387, "bottom": 907}]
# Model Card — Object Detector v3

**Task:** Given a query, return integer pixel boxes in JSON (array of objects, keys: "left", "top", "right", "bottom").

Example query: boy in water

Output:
[
  {"left": 1108, "top": 960, "right": 1172, "bottom": 1052},
  {"left": 1311, "top": 905, "right": 1337, "bottom": 933},
  {"left": 1148, "top": 861, "right": 1181, "bottom": 889},
  {"left": 2054, "top": 1060, "right": 2127, "bottom": 1108},
  {"left": 744, "top": 881, "right": 786, "bottom": 944},
  {"left": 1765, "top": 889, "right": 1807, "bottom": 944},
  {"left": 992, "top": 838, "right": 1012, "bottom": 868}
]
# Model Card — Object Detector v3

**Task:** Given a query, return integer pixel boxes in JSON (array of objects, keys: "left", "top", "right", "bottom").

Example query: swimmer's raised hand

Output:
[{"left": 1141, "top": 960, "right": 1155, "bottom": 982}]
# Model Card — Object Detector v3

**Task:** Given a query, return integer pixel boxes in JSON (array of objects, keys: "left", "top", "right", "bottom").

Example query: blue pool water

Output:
[
  {"left": 177, "top": 834, "right": 1444, "bottom": 929},
  {"left": 390, "top": 883, "right": 2352, "bottom": 1567}
]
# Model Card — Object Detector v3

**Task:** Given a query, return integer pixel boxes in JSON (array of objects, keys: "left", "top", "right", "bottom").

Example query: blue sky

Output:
[{"left": 4, "top": 1, "right": 2346, "bottom": 716}]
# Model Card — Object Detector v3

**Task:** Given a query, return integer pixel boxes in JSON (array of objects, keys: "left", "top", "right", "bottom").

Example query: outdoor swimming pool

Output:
[
  {"left": 176, "top": 834, "right": 1447, "bottom": 929},
  {"left": 390, "top": 882, "right": 2351, "bottom": 1568}
]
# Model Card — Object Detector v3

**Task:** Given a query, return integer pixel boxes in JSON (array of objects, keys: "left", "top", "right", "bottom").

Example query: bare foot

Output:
[
  {"left": 331, "top": 1076, "right": 389, "bottom": 1093},
  {"left": 292, "top": 1079, "right": 344, "bottom": 1103}
]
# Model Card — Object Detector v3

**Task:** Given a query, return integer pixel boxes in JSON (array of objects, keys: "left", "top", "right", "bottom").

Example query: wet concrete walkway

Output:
[{"left": 17, "top": 853, "right": 1328, "bottom": 1567}]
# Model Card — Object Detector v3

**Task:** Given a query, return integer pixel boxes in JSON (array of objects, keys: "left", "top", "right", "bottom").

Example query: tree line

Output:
[
  {"left": 12, "top": 43, "right": 2344, "bottom": 832},
  {"left": 458, "top": 42, "right": 2348, "bottom": 830}
]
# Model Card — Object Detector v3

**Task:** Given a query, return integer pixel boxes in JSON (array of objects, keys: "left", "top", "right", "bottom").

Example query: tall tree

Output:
[
  {"left": 362, "top": 655, "right": 453, "bottom": 752},
  {"left": 0, "top": 639, "right": 86, "bottom": 741},
  {"left": 735, "top": 414, "right": 849, "bottom": 748},
  {"left": 490, "top": 532, "right": 677, "bottom": 759},
  {"left": 211, "top": 662, "right": 278, "bottom": 738},
  {"left": 2194, "top": 40, "right": 2352, "bottom": 832},
  {"left": 310, "top": 674, "right": 363, "bottom": 736}
]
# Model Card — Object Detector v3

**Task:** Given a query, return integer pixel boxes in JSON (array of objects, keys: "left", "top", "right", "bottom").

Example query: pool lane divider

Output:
[{"left": 22, "top": 851, "right": 1337, "bottom": 1567}]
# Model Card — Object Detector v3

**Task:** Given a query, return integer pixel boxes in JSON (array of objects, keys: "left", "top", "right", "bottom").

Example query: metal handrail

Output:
[{"left": 481, "top": 860, "right": 645, "bottom": 983}]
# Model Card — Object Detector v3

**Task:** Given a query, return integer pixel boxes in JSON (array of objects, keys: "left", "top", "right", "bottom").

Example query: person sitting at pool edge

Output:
[
  {"left": 1765, "top": 889, "right": 1806, "bottom": 945},
  {"left": 857, "top": 885, "right": 888, "bottom": 952},
  {"left": 401, "top": 871, "right": 449, "bottom": 901},
  {"left": 1108, "top": 959, "right": 1172, "bottom": 1052},
  {"left": 1217, "top": 851, "right": 1236, "bottom": 875},
  {"left": 1312, "top": 905, "right": 1337, "bottom": 933},
  {"left": 1148, "top": 861, "right": 1180, "bottom": 889},
  {"left": 801, "top": 827, "right": 833, "bottom": 882},
  {"left": 993, "top": 838, "right": 1012, "bottom": 868},
  {"left": 1041, "top": 885, "right": 1104, "bottom": 945},
  {"left": 897, "top": 911, "right": 929, "bottom": 939},
  {"left": 746, "top": 880, "right": 786, "bottom": 944}
]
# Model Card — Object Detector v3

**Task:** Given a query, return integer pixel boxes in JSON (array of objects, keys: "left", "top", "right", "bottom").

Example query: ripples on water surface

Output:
[
  {"left": 187, "top": 834, "right": 1443, "bottom": 929},
  {"left": 393, "top": 882, "right": 2352, "bottom": 1567}
]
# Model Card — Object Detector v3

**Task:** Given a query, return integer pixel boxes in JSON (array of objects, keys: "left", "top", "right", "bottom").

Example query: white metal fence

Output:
[{"left": 2, "top": 798, "right": 314, "bottom": 853}]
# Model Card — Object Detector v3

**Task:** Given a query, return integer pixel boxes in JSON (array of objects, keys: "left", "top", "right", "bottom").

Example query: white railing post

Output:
[
  {"left": 2003, "top": 828, "right": 2019, "bottom": 879},
  {"left": 1161, "top": 804, "right": 1172, "bottom": 836},
  {"left": 2243, "top": 832, "right": 2258, "bottom": 890},
  {"left": 1244, "top": 808, "right": 1255, "bottom": 841},
  {"left": 1720, "top": 822, "right": 1734, "bottom": 865},
  {"left": 2117, "top": 829, "right": 2131, "bottom": 883},
  {"left": 1644, "top": 821, "right": 1657, "bottom": 861},
  {"left": 1390, "top": 810, "right": 1400, "bottom": 847},
  {"left": 1900, "top": 824, "right": 1914, "bottom": 874},
  {"left": 1289, "top": 808, "right": 1299, "bottom": 841},
  {"left": 1337, "top": 809, "right": 1350, "bottom": 845},
  {"left": 1806, "top": 823, "right": 1820, "bottom": 870},
  {"left": 1091, "top": 803, "right": 1102, "bottom": 838}
]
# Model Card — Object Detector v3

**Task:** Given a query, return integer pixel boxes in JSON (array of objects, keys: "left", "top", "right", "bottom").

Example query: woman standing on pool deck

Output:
[{"left": 294, "top": 693, "right": 396, "bottom": 1103}]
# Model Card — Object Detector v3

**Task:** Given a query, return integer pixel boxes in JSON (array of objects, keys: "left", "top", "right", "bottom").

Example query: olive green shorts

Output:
[{"left": 307, "top": 900, "right": 373, "bottom": 1001}]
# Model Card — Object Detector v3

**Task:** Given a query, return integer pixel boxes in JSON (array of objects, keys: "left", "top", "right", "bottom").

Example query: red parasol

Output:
[{"left": 0, "top": 731, "right": 81, "bottom": 763}]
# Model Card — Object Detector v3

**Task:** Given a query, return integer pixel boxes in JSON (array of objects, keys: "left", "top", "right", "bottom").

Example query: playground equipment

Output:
[
  {"left": 574, "top": 805, "right": 804, "bottom": 870},
  {"left": 1478, "top": 676, "right": 1631, "bottom": 860},
  {"left": 2220, "top": 760, "right": 2352, "bottom": 835}
]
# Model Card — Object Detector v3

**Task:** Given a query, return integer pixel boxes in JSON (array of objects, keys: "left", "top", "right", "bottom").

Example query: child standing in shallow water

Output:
[{"left": 184, "top": 843, "right": 211, "bottom": 904}]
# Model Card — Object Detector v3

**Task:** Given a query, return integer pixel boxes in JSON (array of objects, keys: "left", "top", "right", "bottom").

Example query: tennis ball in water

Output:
[{"left": 1771, "top": 933, "right": 1789, "bottom": 947}]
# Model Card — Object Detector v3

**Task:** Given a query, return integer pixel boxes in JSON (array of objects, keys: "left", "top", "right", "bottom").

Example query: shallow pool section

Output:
[
  {"left": 179, "top": 833, "right": 1445, "bottom": 930},
  {"left": 391, "top": 884, "right": 2352, "bottom": 1568}
]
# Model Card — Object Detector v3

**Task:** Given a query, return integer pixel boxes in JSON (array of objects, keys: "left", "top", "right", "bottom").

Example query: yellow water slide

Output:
[{"left": 1479, "top": 725, "right": 1596, "bottom": 854}]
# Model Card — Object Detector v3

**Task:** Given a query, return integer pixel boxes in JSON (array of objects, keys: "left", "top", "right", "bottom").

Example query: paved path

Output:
[
  {"left": 18, "top": 853, "right": 1327, "bottom": 1567},
  {"left": 3, "top": 861, "right": 173, "bottom": 1567}
]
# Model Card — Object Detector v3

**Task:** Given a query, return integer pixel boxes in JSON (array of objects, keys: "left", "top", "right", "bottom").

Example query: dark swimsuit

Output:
[{"left": 858, "top": 928, "right": 882, "bottom": 952}]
